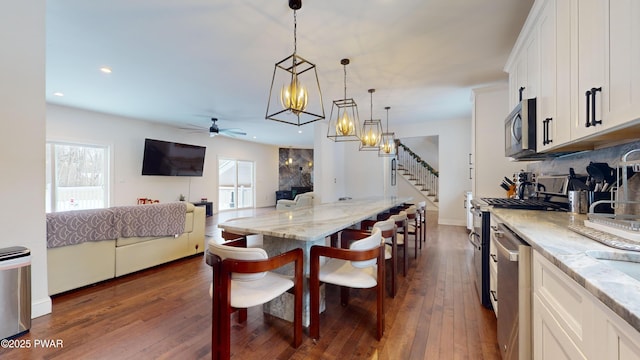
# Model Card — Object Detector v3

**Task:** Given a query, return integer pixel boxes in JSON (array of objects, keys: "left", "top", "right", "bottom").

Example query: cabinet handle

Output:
[
  {"left": 543, "top": 118, "right": 553, "bottom": 145},
  {"left": 468, "top": 153, "right": 472, "bottom": 165},
  {"left": 490, "top": 253, "right": 498, "bottom": 263},
  {"left": 518, "top": 87, "right": 525, "bottom": 102},
  {"left": 469, "top": 167, "right": 473, "bottom": 180},
  {"left": 585, "top": 90, "right": 592, "bottom": 127},
  {"left": 591, "top": 87, "right": 602, "bottom": 126},
  {"left": 490, "top": 290, "right": 498, "bottom": 302}
]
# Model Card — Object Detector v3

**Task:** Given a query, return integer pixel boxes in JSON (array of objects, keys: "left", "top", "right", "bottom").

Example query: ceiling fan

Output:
[{"left": 208, "top": 118, "right": 246, "bottom": 138}]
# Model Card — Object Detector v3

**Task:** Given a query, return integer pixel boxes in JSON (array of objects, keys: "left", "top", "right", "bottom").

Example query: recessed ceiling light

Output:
[
  {"left": 100, "top": 67, "right": 112, "bottom": 74},
  {"left": 298, "top": 130, "right": 302, "bottom": 134},
  {"left": 53, "top": 92, "right": 64, "bottom": 97},
  {"left": 253, "top": 136, "right": 257, "bottom": 139}
]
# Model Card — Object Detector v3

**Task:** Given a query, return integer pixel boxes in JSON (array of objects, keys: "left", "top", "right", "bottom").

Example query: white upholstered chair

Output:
[
  {"left": 361, "top": 218, "right": 398, "bottom": 297},
  {"left": 275, "top": 192, "right": 314, "bottom": 210},
  {"left": 405, "top": 205, "right": 420, "bottom": 257},
  {"left": 309, "top": 227, "right": 385, "bottom": 340},
  {"left": 390, "top": 211, "right": 409, "bottom": 276},
  {"left": 206, "top": 239, "right": 303, "bottom": 359},
  {"left": 374, "top": 219, "right": 398, "bottom": 297}
]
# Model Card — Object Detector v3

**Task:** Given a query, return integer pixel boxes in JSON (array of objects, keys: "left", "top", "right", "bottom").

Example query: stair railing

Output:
[{"left": 396, "top": 142, "right": 439, "bottom": 202}]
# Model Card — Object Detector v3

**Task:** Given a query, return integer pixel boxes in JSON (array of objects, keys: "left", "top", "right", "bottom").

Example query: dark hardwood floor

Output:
[{"left": 1, "top": 208, "right": 499, "bottom": 359}]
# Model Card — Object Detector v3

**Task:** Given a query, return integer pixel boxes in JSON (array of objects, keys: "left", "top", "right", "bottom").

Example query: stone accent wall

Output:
[{"left": 279, "top": 148, "right": 313, "bottom": 190}]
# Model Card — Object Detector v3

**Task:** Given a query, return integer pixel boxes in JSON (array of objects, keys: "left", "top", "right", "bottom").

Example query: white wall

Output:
[
  {"left": 315, "top": 117, "right": 471, "bottom": 226},
  {"left": 400, "top": 136, "right": 440, "bottom": 171},
  {"left": 394, "top": 117, "right": 472, "bottom": 226},
  {"left": 472, "top": 84, "right": 522, "bottom": 198},
  {"left": 313, "top": 122, "right": 346, "bottom": 203},
  {"left": 47, "top": 105, "right": 279, "bottom": 211},
  {"left": 0, "top": 0, "right": 50, "bottom": 317}
]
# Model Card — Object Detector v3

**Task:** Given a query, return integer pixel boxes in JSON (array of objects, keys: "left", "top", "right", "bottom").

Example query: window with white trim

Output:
[{"left": 46, "top": 142, "right": 109, "bottom": 212}]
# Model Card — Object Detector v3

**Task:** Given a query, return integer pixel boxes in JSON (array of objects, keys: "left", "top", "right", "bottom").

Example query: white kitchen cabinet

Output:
[
  {"left": 533, "top": 296, "right": 587, "bottom": 360},
  {"left": 507, "top": 0, "right": 640, "bottom": 153},
  {"left": 536, "top": 0, "right": 571, "bottom": 151},
  {"left": 570, "top": 0, "right": 640, "bottom": 141},
  {"left": 592, "top": 295, "right": 640, "bottom": 360},
  {"left": 532, "top": 250, "right": 640, "bottom": 360},
  {"left": 507, "top": 28, "right": 540, "bottom": 109}
]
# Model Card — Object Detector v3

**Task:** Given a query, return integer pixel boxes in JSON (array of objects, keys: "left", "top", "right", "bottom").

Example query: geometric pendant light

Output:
[
  {"left": 359, "top": 89, "right": 383, "bottom": 151},
  {"left": 378, "top": 106, "right": 397, "bottom": 157},
  {"left": 327, "top": 58, "right": 361, "bottom": 142},
  {"left": 265, "top": 0, "right": 325, "bottom": 126}
]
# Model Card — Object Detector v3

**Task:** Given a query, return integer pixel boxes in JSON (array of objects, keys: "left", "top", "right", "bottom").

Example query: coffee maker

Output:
[{"left": 515, "top": 170, "right": 537, "bottom": 200}]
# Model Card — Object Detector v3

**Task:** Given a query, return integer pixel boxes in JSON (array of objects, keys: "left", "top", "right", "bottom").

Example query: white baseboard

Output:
[{"left": 32, "top": 296, "right": 52, "bottom": 318}]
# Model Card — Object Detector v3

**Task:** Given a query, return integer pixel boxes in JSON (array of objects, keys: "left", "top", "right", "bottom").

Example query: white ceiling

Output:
[{"left": 45, "top": 0, "right": 533, "bottom": 147}]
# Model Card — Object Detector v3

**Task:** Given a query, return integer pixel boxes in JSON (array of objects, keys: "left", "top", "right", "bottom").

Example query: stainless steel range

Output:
[{"left": 469, "top": 199, "right": 491, "bottom": 309}]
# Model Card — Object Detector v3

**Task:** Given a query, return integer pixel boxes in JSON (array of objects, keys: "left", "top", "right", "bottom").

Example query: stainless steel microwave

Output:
[{"left": 505, "top": 98, "right": 536, "bottom": 159}]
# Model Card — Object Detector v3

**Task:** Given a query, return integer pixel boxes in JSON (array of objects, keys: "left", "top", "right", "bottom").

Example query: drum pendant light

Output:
[
  {"left": 265, "top": 0, "right": 325, "bottom": 126},
  {"left": 327, "top": 58, "right": 361, "bottom": 142},
  {"left": 359, "top": 89, "right": 383, "bottom": 151}
]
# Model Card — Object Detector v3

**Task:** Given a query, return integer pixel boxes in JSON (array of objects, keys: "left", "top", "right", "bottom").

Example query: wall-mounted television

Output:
[{"left": 141, "top": 138, "right": 206, "bottom": 176}]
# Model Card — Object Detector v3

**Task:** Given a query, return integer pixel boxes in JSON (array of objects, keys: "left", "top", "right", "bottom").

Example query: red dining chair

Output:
[
  {"left": 206, "top": 238, "right": 303, "bottom": 359},
  {"left": 309, "top": 227, "right": 385, "bottom": 340}
]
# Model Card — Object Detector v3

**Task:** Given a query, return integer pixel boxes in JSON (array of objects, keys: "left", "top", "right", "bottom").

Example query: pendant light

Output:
[
  {"left": 378, "top": 106, "right": 397, "bottom": 157},
  {"left": 327, "top": 58, "right": 361, "bottom": 142},
  {"left": 265, "top": 0, "right": 325, "bottom": 126},
  {"left": 359, "top": 89, "right": 383, "bottom": 151}
]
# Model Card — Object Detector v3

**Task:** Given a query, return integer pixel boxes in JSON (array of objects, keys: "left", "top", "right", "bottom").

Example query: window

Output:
[
  {"left": 218, "top": 159, "right": 254, "bottom": 211},
  {"left": 46, "top": 142, "right": 109, "bottom": 212}
]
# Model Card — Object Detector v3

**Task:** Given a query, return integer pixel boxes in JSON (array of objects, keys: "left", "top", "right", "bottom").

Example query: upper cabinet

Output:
[
  {"left": 537, "top": 0, "right": 571, "bottom": 151},
  {"left": 507, "top": 23, "right": 540, "bottom": 109},
  {"left": 507, "top": 0, "right": 640, "bottom": 154}
]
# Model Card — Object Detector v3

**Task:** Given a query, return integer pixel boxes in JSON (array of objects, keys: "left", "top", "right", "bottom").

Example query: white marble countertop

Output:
[
  {"left": 218, "top": 196, "right": 411, "bottom": 242},
  {"left": 490, "top": 208, "right": 640, "bottom": 333}
]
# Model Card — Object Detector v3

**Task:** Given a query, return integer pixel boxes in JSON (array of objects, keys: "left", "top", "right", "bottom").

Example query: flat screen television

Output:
[{"left": 141, "top": 138, "right": 206, "bottom": 176}]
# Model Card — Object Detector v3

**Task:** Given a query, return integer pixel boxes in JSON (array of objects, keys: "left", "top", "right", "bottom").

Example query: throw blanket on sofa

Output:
[
  {"left": 46, "top": 208, "right": 117, "bottom": 248},
  {"left": 113, "top": 202, "right": 186, "bottom": 238}
]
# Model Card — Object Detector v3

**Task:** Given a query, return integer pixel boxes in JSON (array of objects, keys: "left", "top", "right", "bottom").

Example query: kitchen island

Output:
[
  {"left": 490, "top": 208, "right": 640, "bottom": 358},
  {"left": 217, "top": 196, "right": 411, "bottom": 326}
]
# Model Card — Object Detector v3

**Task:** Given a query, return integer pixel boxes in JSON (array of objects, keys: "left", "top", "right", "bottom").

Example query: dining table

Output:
[{"left": 217, "top": 196, "right": 411, "bottom": 326}]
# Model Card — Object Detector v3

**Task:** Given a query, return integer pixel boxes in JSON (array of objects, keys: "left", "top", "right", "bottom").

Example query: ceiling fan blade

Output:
[{"left": 220, "top": 128, "right": 246, "bottom": 136}]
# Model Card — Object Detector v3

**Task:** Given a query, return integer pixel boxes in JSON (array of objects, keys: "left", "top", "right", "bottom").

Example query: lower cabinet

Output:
[
  {"left": 533, "top": 250, "right": 640, "bottom": 359},
  {"left": 533, "top": 293, "right": 587, "bottom": 359}
]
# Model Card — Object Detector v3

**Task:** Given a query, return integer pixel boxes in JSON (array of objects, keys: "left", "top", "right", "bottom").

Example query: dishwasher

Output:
[{"left": 494, "top": 222, "right": 531, "bottom": 360}]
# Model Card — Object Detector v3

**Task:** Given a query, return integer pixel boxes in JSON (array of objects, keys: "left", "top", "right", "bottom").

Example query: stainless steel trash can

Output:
[{"left": 0, "top": 246, "right": 31, "bottom": 340}]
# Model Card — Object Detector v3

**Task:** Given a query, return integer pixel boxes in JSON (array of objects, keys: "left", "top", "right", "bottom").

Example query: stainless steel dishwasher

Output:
[{"left": 495, "top": 222, "right": 531, "bottom": 360}]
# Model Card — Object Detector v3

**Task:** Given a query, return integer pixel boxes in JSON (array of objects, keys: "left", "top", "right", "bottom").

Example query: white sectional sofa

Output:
[{"left": 46, "top": 202, "right": 205, "bottom": 295}]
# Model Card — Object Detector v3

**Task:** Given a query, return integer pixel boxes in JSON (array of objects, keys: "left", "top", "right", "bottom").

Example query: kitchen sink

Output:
[{"left": 585, "top": 250, "right": 640, "bottom": 282}]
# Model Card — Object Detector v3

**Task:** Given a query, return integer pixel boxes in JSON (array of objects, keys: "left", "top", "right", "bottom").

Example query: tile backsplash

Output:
[
  {"left": 527, "top": 140, "right": 640, "bottom": 176},
  {"left": 527, "top": 140, "right": 640, "bottom": 215}
]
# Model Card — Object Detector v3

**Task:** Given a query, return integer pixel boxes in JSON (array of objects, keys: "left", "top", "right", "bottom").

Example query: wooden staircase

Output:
[{"left": 397, "top": 163, "right": 439, "bottom": 209}]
